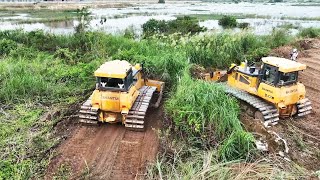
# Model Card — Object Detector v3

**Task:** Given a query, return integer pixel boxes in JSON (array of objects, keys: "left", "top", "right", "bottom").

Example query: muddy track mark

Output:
[{"left": 45, "top": 107, "right": 162, "bottom": 179}]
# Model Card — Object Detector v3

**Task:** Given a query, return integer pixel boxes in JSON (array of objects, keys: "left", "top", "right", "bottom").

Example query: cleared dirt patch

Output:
[{"left": 45, "top": 106, "right": 162, "bottom": 179}]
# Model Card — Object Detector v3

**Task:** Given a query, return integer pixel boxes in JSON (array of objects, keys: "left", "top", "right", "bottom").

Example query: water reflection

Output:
[{"left": 0, "top": 2, "right": 320, "bottom": 35}]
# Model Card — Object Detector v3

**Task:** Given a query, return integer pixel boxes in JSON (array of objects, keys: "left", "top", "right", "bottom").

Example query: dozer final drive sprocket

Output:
[
  {"left": 205, "top": 57, "right": 312, "bottom": 128},
  {"left": 78, "top": 60, "right": 164, "bottom": 131}
]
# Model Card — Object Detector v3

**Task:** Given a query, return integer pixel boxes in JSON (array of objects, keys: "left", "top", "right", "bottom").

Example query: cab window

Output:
[
  {"left": 278, "top": 72, "right": 297, "bottom": 85},
  {"left": 262, "top": 65, "right": 278, "bottom": 85},
  {"left": 99, "top": 77, "right": 124, "bottom": 89}
]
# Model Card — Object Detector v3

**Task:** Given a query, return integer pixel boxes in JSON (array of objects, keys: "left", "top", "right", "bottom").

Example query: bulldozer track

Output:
[
  {"left": 125, "top": 86, "right": 157, "bottom": 131},
  {"left": 297, "top": 98, "right": 312, "bottom": 117},
  {"left": 224, "top": 85, "right": 280, "bottom": 128},
  {"left": 78, "top": 95, "right": 99, "bottom": 125},
  {"left": 78, "top": 86, "right": 157, "bottom": 130}
]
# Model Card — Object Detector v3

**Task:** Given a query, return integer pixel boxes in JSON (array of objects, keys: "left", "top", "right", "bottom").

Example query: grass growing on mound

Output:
[
  {"left": 298, "top": 27, "right": 320, "bottom": 38},
  {"left": 165, "top": 71, "right": 255, "bottom": 160}
]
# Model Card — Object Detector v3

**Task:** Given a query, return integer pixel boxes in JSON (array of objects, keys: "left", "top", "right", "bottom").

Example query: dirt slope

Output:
[
  {"left": 271, "top": 39, "right": 320, "bottom": 171},
  {"left": 46, "top": 107, "right": 162, "bottom": 179}
]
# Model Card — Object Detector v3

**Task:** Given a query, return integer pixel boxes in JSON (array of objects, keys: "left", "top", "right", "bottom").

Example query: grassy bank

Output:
[
  {"left": 0, "top": 27, "right": 313, "bottom": 178},
  {"left": 177, "top": 13, "right": 320, "bottom": 22},
  {"left": 177, "top": 13, "right": 271, "bottom": 21},
  {"left": 0, "top": 9, "right": 78, "bottom": 23}
]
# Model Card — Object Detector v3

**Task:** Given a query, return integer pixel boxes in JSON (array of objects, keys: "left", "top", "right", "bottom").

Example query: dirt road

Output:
[{"left": 46, "top": 107, "right": 162, "bottom": 179}]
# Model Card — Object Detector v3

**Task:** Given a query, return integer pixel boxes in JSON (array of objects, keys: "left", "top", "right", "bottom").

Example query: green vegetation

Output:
[
  {"left": 177, "top": 13, "right": 320, "bottom": 22},
  {"left": 0, "top": 26, "right": 311, "bottom": 178},
  {"left": 177, "top": 13, "right": 271, "bottom": 21},
  {"left": 166, "top": 72, "right": 255, "bottom": 160},
  {"left": 74, "top": 7, "right": 92, "bottom": 34},
  {"left": 278, "top": 22, "right": 301, "bottom": 30},
  {"left": 298, "top": 27, "right": 320, "bottom": 38},
  {"left": 0, "top": 9, "right": 78, "bottom": 23},
  {"left": 185, "top": 29, "right": 292, "bottom": 68},
  {"left": 218, "top": 15, "right": 238, "bottom": 29},
  {"left": 238, "top": 22, "right": 250, "bottom": 29},
  {"left": 280, "top": 16, "right": 320, "bottom": 21},
  {"left": 142, "top": 16, "right": 206, "bottom": 37}
]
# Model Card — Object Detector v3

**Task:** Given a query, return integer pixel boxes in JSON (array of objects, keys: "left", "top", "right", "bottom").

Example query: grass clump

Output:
[{"left": 298, "top": 27, "right": 320, "bottom": 38}]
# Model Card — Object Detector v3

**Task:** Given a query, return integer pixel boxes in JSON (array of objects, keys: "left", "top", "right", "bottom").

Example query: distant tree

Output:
[
  {"left": 218, "top": 16, "right": 237, "bottom": 29},
  {"left": 75, "top": 7, "right": 92, "bottom": 34},
  {"left": 158, "top": 0, "right": 165, "bottom": 3}
]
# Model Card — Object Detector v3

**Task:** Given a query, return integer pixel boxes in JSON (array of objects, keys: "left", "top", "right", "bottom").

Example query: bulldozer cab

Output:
[
  {"left": 94, "top": 60, "right": 136, "bottom": 92},
  {"left": 97, "top": 71, "right": 133, "bottom": 92},
  {"left": 260, "top": 57, "right": 306, "bottom": 87}
]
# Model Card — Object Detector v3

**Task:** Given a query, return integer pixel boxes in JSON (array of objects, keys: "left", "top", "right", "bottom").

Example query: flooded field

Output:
[{"left": 1, "top": 2, "right": 320, "bottom": 35}]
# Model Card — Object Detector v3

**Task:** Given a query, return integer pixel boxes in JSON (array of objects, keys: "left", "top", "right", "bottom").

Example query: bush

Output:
[
  {"left": 54, "top": 48, "right": 77, "bottom": 64},
  {"left": 268, "top": 28, "right": 292, "bottom": 48},
  {"left": 298, "top": 27, "right": 320, "bottom": 38},
  {"left": 123, "top": 26, "right": 136, "bottom": 39},
  {"left": 238, "top": 22, "right": 250, "bottom": 29},
  {"left": 142, "top": 16, "right": 206, "bottom": 37},
  {"left": 218, "top": 15, "right": 237, "bottom": 29},
  {"left": 0, "top": 39, "right": 17, "bottom": 56}
]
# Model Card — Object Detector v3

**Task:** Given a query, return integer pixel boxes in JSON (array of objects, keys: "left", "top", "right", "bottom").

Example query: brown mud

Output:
[{"left": 45, "top": 106, "right": 162, "bottom": 180}]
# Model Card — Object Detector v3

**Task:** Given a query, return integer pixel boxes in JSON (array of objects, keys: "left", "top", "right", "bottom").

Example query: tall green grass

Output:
[
  {"left": 165, "top": 71, "right": 255, "bottom": 160},
  {"left": 298, "top": 27, "right": 320, "bottom": 38},
  {"left": 185, "top": 29, "right": 292, "bottom": 68}
]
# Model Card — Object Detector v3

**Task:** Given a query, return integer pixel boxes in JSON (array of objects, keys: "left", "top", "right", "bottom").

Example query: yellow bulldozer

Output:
[
  {"left": 78, "top": 60, "right": 164, "bottom": 131},
  {"left": 205, "top": 57, "right": 312, "bottom": 127}
]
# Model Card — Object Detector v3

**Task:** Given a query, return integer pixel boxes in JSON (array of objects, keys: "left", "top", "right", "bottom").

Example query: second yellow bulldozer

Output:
[
  {"left": 205, "top": 57, "right": 312, "bottom": 127},
  {"left": 78, "top": 60, "right": 164, "bottom": 131}
]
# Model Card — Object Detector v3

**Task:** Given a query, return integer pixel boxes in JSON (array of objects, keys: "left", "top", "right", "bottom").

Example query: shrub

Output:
[
  {"left": 142, "top": 16, "right": 206, "bottom": 37},
  {"left": 298, "top": 27, "right": 320, "bottom": 38},
  {"left": 238, "top": 22, "right": 250, "bottom": 29},
  {"left": 74, "top": 7, "right": 92, "bottom": 34},
  {"left": 123, "top": 26, "right": 136, "bottom": 39},
  {"left": 142, "top": 19, "right": 168, "bottom": 37},
  {"left": 54, "top": 48, "right": 77, "bottom": 64},
  {"left": 0, "top": 39, "right": 17, "bottom": 55},
  {"left": 268, "top": 28, "right": 292, "bottom": 48},
  {"left": 218, "top": 15, "right": 237, "bottom": 29}
]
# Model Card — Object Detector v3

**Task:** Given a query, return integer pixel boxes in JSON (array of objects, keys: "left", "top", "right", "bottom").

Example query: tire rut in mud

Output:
[{"left": 45, "top": 107, "right": 162, "bottom": 180}]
